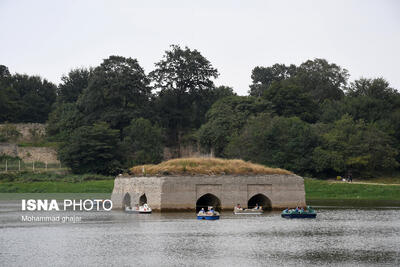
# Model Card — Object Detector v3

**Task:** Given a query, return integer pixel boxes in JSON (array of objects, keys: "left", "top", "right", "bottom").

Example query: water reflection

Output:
[{"left": 0, "top": 206, "right": 399, "bottom": 266}]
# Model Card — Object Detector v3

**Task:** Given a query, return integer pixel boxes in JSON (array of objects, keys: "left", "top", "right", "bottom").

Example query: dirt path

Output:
[{"left": 331, "top": 181, "right": 400, "bottom": 186}]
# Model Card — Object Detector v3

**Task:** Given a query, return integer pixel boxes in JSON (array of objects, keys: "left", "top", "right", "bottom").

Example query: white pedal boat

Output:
[
  {"left": 125, "top": 203, "right": 152, "bottom": 214},
  {"left": 234, "top": 206, "right": 263, "bottom": 215}
]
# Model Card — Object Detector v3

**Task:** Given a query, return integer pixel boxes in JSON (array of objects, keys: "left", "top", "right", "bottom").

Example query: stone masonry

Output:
[{"left": 111, "top": 174, "right": 306, "bottom": 211}]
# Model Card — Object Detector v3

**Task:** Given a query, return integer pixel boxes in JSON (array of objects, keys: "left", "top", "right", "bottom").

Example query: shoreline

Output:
[{"left": 1, "top": 177, "right": 399, "bottom": 207}]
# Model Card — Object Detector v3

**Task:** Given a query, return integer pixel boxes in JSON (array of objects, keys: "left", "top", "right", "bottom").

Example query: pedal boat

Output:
[
  {"left": 197, "top": 207, "right": 220, "bottom": 220},
  {"left": 281, "top": 207, "right": 316, "bottom": 218},
  {"left": 234, "top": 206, "right": 263, "bottom": 215},
  {"left": 125, "top": 203, "right": 152, "bottom": 214}
]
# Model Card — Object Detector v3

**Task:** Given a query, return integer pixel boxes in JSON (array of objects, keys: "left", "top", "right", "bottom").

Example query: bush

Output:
[
  {"left": 197, "top": 96, "right": 271, "bottom": 157},
  {"left": 0, "top": 172, "right": 17, "bottom": 182},
  {"left": 226, "top": 114, "right": 318, "bottom": 174},
  {"left": 123, "top": 118, "right": 164, "bottom": 166},
  {"left": 312, "top": 115, "right": 399, "bottom": 177},
  {"left": 58, "top": 122, "right": 123, "bottom": 175}
]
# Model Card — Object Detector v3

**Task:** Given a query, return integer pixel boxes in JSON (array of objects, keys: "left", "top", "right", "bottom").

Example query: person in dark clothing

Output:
[{"left": 348, "top": 171, "right": 353, "bottom": 182}]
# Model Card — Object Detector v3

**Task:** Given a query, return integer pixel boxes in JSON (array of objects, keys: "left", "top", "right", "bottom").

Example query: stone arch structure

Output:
[
  {"left": 196, "top": 193, "right": 221, "bottom": 212},
  {"left": 248, "top": 193, "right": 272, "bottom": 210},
  {"left": 111, "top": 174, "right": 306, "bottom": 210},
  {"left": 139, "top": 194, "right": 147, "bottom": 205},
  {"left": 122, "top": 192, "right": 131, "bottom": 208}
]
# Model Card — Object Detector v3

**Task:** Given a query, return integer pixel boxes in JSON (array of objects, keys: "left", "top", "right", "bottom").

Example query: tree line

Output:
[{"left": 1, "top": 45, "right": 399, "bottom": 177}]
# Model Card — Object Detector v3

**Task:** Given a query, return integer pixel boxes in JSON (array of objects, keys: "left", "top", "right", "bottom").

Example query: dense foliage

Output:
[
  {"left": 58, "top": 122, "right": 123, "bottom": 174},
  {"left": 122, "top": 118, "right": 164, "bottom": 166},
  {"left": 77, "top": 56, "right": 152, "bottom": 132},
  {"left": 0, "top": 65, "right": 56, "bottom": 122},
  {"left": 150, "top": 45, "right": 222, "bottom": 146},
  {"left": 226, "top": 115, "right": 318, "bottom": 175},
  {"left": 1, "top": 46, "right": 399, "bottom": 177},
  {"left": 198, "top": 96, "right": 271, "bottom": 157}
]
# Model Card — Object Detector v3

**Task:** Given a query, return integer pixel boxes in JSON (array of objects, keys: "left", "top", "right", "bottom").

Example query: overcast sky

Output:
[{"left": 1, "top": 0, "right": 399, "bottom": 95}]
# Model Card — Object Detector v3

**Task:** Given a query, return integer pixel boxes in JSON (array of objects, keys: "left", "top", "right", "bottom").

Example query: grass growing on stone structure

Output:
[{"left": 130, "top": 157, "right": 292, "bottom": 176}]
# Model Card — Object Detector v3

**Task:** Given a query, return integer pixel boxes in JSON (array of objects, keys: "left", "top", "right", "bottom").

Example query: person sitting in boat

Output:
[
  {"left": 254, "top": 203, "right": 259, "bottom": 210},
  {"left": 198, "top": 208, "right": 205, "bottom": 215},
  {"left": 205, "top": 206, "right": 213, "bottom": 215},
  {"left": 236, "top": 204, "right": 242, "bottom": 210}
]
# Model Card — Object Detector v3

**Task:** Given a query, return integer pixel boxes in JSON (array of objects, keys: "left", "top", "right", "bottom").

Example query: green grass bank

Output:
[
  {"left": 305, "top": 178, "right": 400, "bottom": 206},
  {"left": 0, "top": 172, "right": 114, "bottom": 193},
  {"left": 1, "top": 174, "right": 400, "bottom": 206},
  {"left": 0, "top": 180, "right": 113, "bottom": 193}
]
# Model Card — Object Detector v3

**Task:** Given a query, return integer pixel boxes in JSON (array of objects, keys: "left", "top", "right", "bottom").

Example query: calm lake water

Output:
[{"left": 0, "top": 202, "right": 399, "bottom": 266}]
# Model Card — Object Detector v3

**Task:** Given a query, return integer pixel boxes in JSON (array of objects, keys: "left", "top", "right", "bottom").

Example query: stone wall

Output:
[
  {"left": 0, "top": 123, "right": 46, "bottom": 142},
  {"left": 0, "top": 123, "right": 59, "bottom": 163},
  {"left": 111, "top": 176, "right": 163, "bottom": 210},
  {"left": 0, "top": 143, "right": 18, "bottom": 157},
  {"left": 17, "top": 147, "right": 59, "bottom": 163},
  {"left": 0, "top": 143, "right": 59, "bottom": 163},
  {"left": 111, "top": 174, "right": 306, "bottom": 211}
]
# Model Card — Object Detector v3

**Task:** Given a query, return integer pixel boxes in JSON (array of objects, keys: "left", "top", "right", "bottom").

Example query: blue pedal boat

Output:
[
  {"left": 281, "top": 206, "right": 317, "bottom": 219},
  {"left": 197, "top": 214, "right": 220, "bottom": 220},
  {"left": 197, "top": 206, "right": 220, "bottom": 220}
]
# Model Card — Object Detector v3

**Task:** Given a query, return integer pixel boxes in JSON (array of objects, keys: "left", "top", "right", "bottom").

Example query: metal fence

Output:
[{"left": 0, "top": 159, "right": 64, "bottom": 172}]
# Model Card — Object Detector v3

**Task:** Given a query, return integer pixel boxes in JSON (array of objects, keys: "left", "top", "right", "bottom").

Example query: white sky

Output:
[{"left": 1, "top": 0, "right": 399, "bottom": 95}]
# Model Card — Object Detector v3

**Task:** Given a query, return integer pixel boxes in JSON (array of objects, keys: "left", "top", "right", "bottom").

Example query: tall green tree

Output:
[
  {"left": 312, "top": 115, "right": 398, "bottom": 176},
  {"left": 123, "top": 118, "right": 164, "bottom": 166},
  {"left": 6, "top": 74, "right": 56, "bottom": 122},
  {"left": 346, "top": 77, "right": 398, "bottom": 99},
  {"left": 58, "top": 122, "right": 123, "bottom": 175},
  {"left": 226, "top": 115, "right": 318, "bottom": 174},
  {"left": 343, "top": 78, "right": 400, "bottom": 122},
  {"left": 249, "top": 64, "right": 297, "bottom": 97},
  {"left": 296, "top": 58, "right": 348, "bottom": 102},
  {"left": 46, "top": 103, "right": 83, "bottom": 142},
  {"left": 263, "top": 79, "right": 319, "bottom": 123},
  {"left": 150, "top": 45, "right": 219, "bottom": 145},
  {"left": 0, "top": 65, "right": 10, "bottom": 79},
  {"left": 198, "top": 96, "right": 271, "bottom": 157},
  {"left": 0, "top": 65, "right": 20, "bottom": 122},
  {"left": 57, "top": 68, "right": 92, "bottom": 103},
  {"left": 77, "top": 56, "right": 151, "bottom": 132}
]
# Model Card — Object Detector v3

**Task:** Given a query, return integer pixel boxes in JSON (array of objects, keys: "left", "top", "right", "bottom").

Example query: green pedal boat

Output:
[{"left": 281, "top": 206, "right": 317, "bottom": 218}]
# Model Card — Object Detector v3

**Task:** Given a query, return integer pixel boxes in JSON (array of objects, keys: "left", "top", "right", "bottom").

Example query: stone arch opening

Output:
[
  {"left": 139, "top": 194, "right": 147, "bottom": 206},
  {"left": 196, "top": 193, "right": 221, "bottom": 212},
  {"left": 248, "top": 194, "right": 271, "bottom": 210},
  {"left": 122, "top": 192, "right": 131, "bottom": 208}
]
